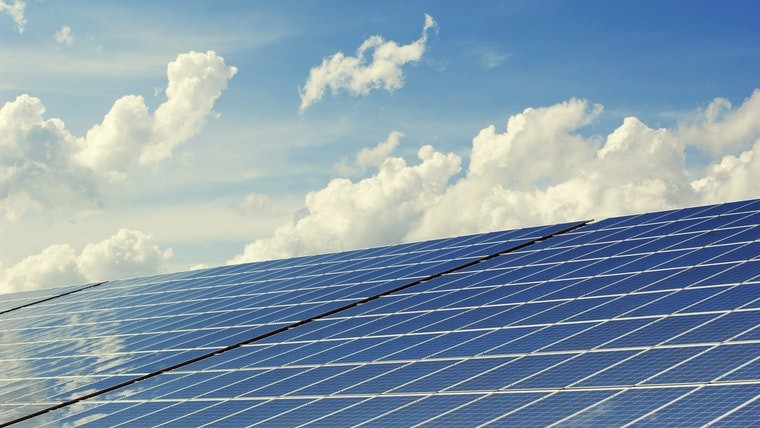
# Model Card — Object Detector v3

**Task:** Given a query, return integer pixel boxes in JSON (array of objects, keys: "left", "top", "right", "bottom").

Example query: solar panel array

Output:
[{"left": 1, "top": 200, "right": 758, "bottom": 426}]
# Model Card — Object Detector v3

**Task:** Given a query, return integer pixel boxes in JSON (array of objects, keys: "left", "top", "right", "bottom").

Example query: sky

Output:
[{"left": 1, "top": 0, "right": 759, "bottom": 293}]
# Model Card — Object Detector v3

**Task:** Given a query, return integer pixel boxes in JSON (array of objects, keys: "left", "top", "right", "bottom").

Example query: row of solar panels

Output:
[{"left": 1, "top": 199, "right": 758, "bottom": 426}]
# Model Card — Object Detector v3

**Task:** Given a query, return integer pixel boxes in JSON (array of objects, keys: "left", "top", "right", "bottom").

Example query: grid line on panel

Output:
[{"left": 0, "top": 221, "right": 590, "bottom": 427}]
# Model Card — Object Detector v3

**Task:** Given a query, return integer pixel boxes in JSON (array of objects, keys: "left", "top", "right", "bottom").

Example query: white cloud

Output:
[
  {"left": 234, "top": 89, "right": 760, "bottom": 262},
  {"left": 77, "top": 50, "right": 238, "bottom": 171},
  {"left": 77, "top": 228, "right": 173, "bottom": 281},
  {"left": 299, "top": 14, "right": 437, "bottom": 112},
  {"left": 691, "top": 139, "right": 760, "bottom": 202},
  {"left": 229, "top": 144, "right": 461, "bottom": 263},
  {"left": 54, "top": 26, "right": 74, "bottom": 46},
  {"left": 333, "top": 131, "right": 403, "bottom": 176},
  {"left": 0, "top": 0, "right": 25, "bottom": 33},
  {"left": 0, "top": 228, "right": 171, "bottom": 294},
  {"left": 676, "top": 89, "right": 760, "bottom": 157},
  {"left": 0, "top": 50, "right": 236, "bottom": 219}
]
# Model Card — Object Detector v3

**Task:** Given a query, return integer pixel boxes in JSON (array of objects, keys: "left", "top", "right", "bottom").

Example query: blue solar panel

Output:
[{"left": 1, "top": 200, "right": 758, "bottom": 426}]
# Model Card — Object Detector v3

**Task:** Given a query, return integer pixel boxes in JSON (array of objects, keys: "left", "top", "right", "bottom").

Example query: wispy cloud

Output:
[
  {"left": 54, "top": 26, "right": 74, "bottom": 46},
  {"left": 299, "top": 14, "right": 437, "bottom": 112},
  {"left": 0, "top": 0, "right": 25, "bottom": 33}
]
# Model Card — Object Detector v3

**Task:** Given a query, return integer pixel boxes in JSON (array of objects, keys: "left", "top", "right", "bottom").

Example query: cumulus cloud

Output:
[
  {"left": 0, "top": 228, "right": 172, "bottom": 294},
  {"left": 235, "top": 89, "right": 760, "bottom": 262},
  {"left": 0, "top": 50, "right": 236, "bottom": 219},
  {"left": 54, "top": 26, "right": 74, "bottom": 46},
  {"left": 333, "top": 131, "right": 403, "bottom": 176},
  {"left": 299, "top": 14, "right": 437, "bottom": 112},
  {"left": 229, "top": 144, "right": 460, "bottom": 263},
  {"left": 0, "top": 0, "right": 25, "bottom": 33},
  {"left": 676, "top": 89, "right": 760, "bottom": 156}
]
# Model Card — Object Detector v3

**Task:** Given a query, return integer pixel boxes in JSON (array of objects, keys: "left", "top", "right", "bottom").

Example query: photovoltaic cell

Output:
[{"left": 1, "top": 199, "right": 758, "bottom": 427}]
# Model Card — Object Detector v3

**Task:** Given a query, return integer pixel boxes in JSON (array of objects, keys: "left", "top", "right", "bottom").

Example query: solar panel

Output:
[{"left": 1, "top": 199, "right": 758, "bottom": 426}]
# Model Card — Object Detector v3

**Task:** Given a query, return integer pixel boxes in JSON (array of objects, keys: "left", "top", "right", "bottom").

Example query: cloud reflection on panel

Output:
[{"left": 234, "top": 89, "right": 760, "bottom": 263}]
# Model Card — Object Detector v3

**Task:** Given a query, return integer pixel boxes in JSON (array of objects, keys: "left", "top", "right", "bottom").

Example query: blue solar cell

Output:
[
  {"left": 394, "top": 358, "right": 510, "bottom": 392},
  {"left": 546, "top": 318, "right": 659, "bottom": 351},
  {"left": 667, "top": 310, "right": 758, "bottom": 345},
  {"left": 294, "top": 363, "right": 404, "bottom": 395},
  {"left": 483, "top": 323, "right": 588, "bottom": 355},
  {"left": 579, "top": 347, "right": 707, "bottom": 387},
  {"left": 515, "top": 350, "right": 637, "bottom": 388},
  {"left": 340, "top": 360, "right": 453, "bottom": 394},
  {"left": 489, "top": 390, "right": 617, "bottom": 426},
  {"left": 604, "top": 314, "right": 716, "bottom": 348},
  {"left": 710, "top": 396, "right": 760, "bottom": 426},
  {"left": 649, "top": 343, "right": 760, "bottom": 384},
  {"left": 715, "top": 225, "right": 760, "bottom": 245},
  {"left": 433, "top": 327, "right": 537, "bottom": 358},
  {"left": 210, "top": 398, "right": 314, "bottom": 426},
  {"left": 556, "top": 387, "right": 694, "bottom": 427},
  {"left": 626, "top": 287, "right": 726, "bottom": 317},
  {"left": 521, "top": 297, "right": 613, "bottom": 324},
  {"left": 425, "top": 392, "right": 546, "bottom": 426},
  {"left": 199, "top": 368, "right": 304, "bottom": 398},
  {"left": 382, "top": 330, "right": 484, "bottom": 360},
  {"left": 634, "top": 384, "right": 760, "bottom": 427},
  {"left": 568, "top": 292, "right": 664, "bottom": 321},
  {"left": 693, "top": 261, "right": 760, "bottom": 287},
  {"left": 299, "top": 396, "right": 417, "bottom": 426},
  {"left": 550, "top": 274, "right": 627, "bottom": 297},
  {"left": 685, "top": 284, "right": 760, "bottom": 313},
  {"left": 258, "top": 397, "right": 365, "bottom": 426},
  {"left": 656, "top": 245, "right": 742, "bottom": 269},
  {"left": 309, "top": 337, "right": 393, "bottom": 364},
  {"left": 640, "top": 264, "right": 731, "bottom": 291},
  {"left": 721, "top": 358, "right": 760, "bottom": 381},
  {"left": 452, "top": 354, "right": 569, "bottom": 391},
  {"left": 361, "top": 394, "right": 479, "bottom": 427}
]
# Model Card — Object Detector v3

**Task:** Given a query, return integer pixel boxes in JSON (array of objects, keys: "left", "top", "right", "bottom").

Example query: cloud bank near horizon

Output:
[
  {"left": 233, "top": 89, "right": 760, "bottom": 263},
  {"left": 0, "top": 228, "right": 172, "bottom": 294}
]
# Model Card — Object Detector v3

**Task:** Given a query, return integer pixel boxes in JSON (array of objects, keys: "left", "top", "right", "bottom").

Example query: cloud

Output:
[
  {"left": 298, "top": 14, "right": 437, "bottom": 112},
  {"left": 234, "top": 89, "right": 760, "bottom": 262},
  {"left": 54, "top": 26, "right": 74, "bottom": 46},
  {"left": 0, "top": 50, "right": 236, "bottom": 219},
  {"left": 229, "top": 143, "right": 461, "bottom": 263},
  {"left": 0, "top": 0, "right": 25, "bottom": 33},
  {"left": 0, "top": 228, "right": 172, "bottom": 294},
  {"left": 475, "top": 46, "right": 510, "bottom": 69},
  {"left": 333, "top": 131, "right": 403, "bottom": 176},
  {"left": 676, "top": 89, "right": 760, "bottom": 157},
  {"left": 76, "top": 50, "right": 238, "bottom": 171}
]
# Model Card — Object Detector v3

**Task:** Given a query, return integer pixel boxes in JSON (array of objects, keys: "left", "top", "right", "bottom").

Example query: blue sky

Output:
[{"left": 1, "top": 1, "right": 759, "bottom": 292}]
